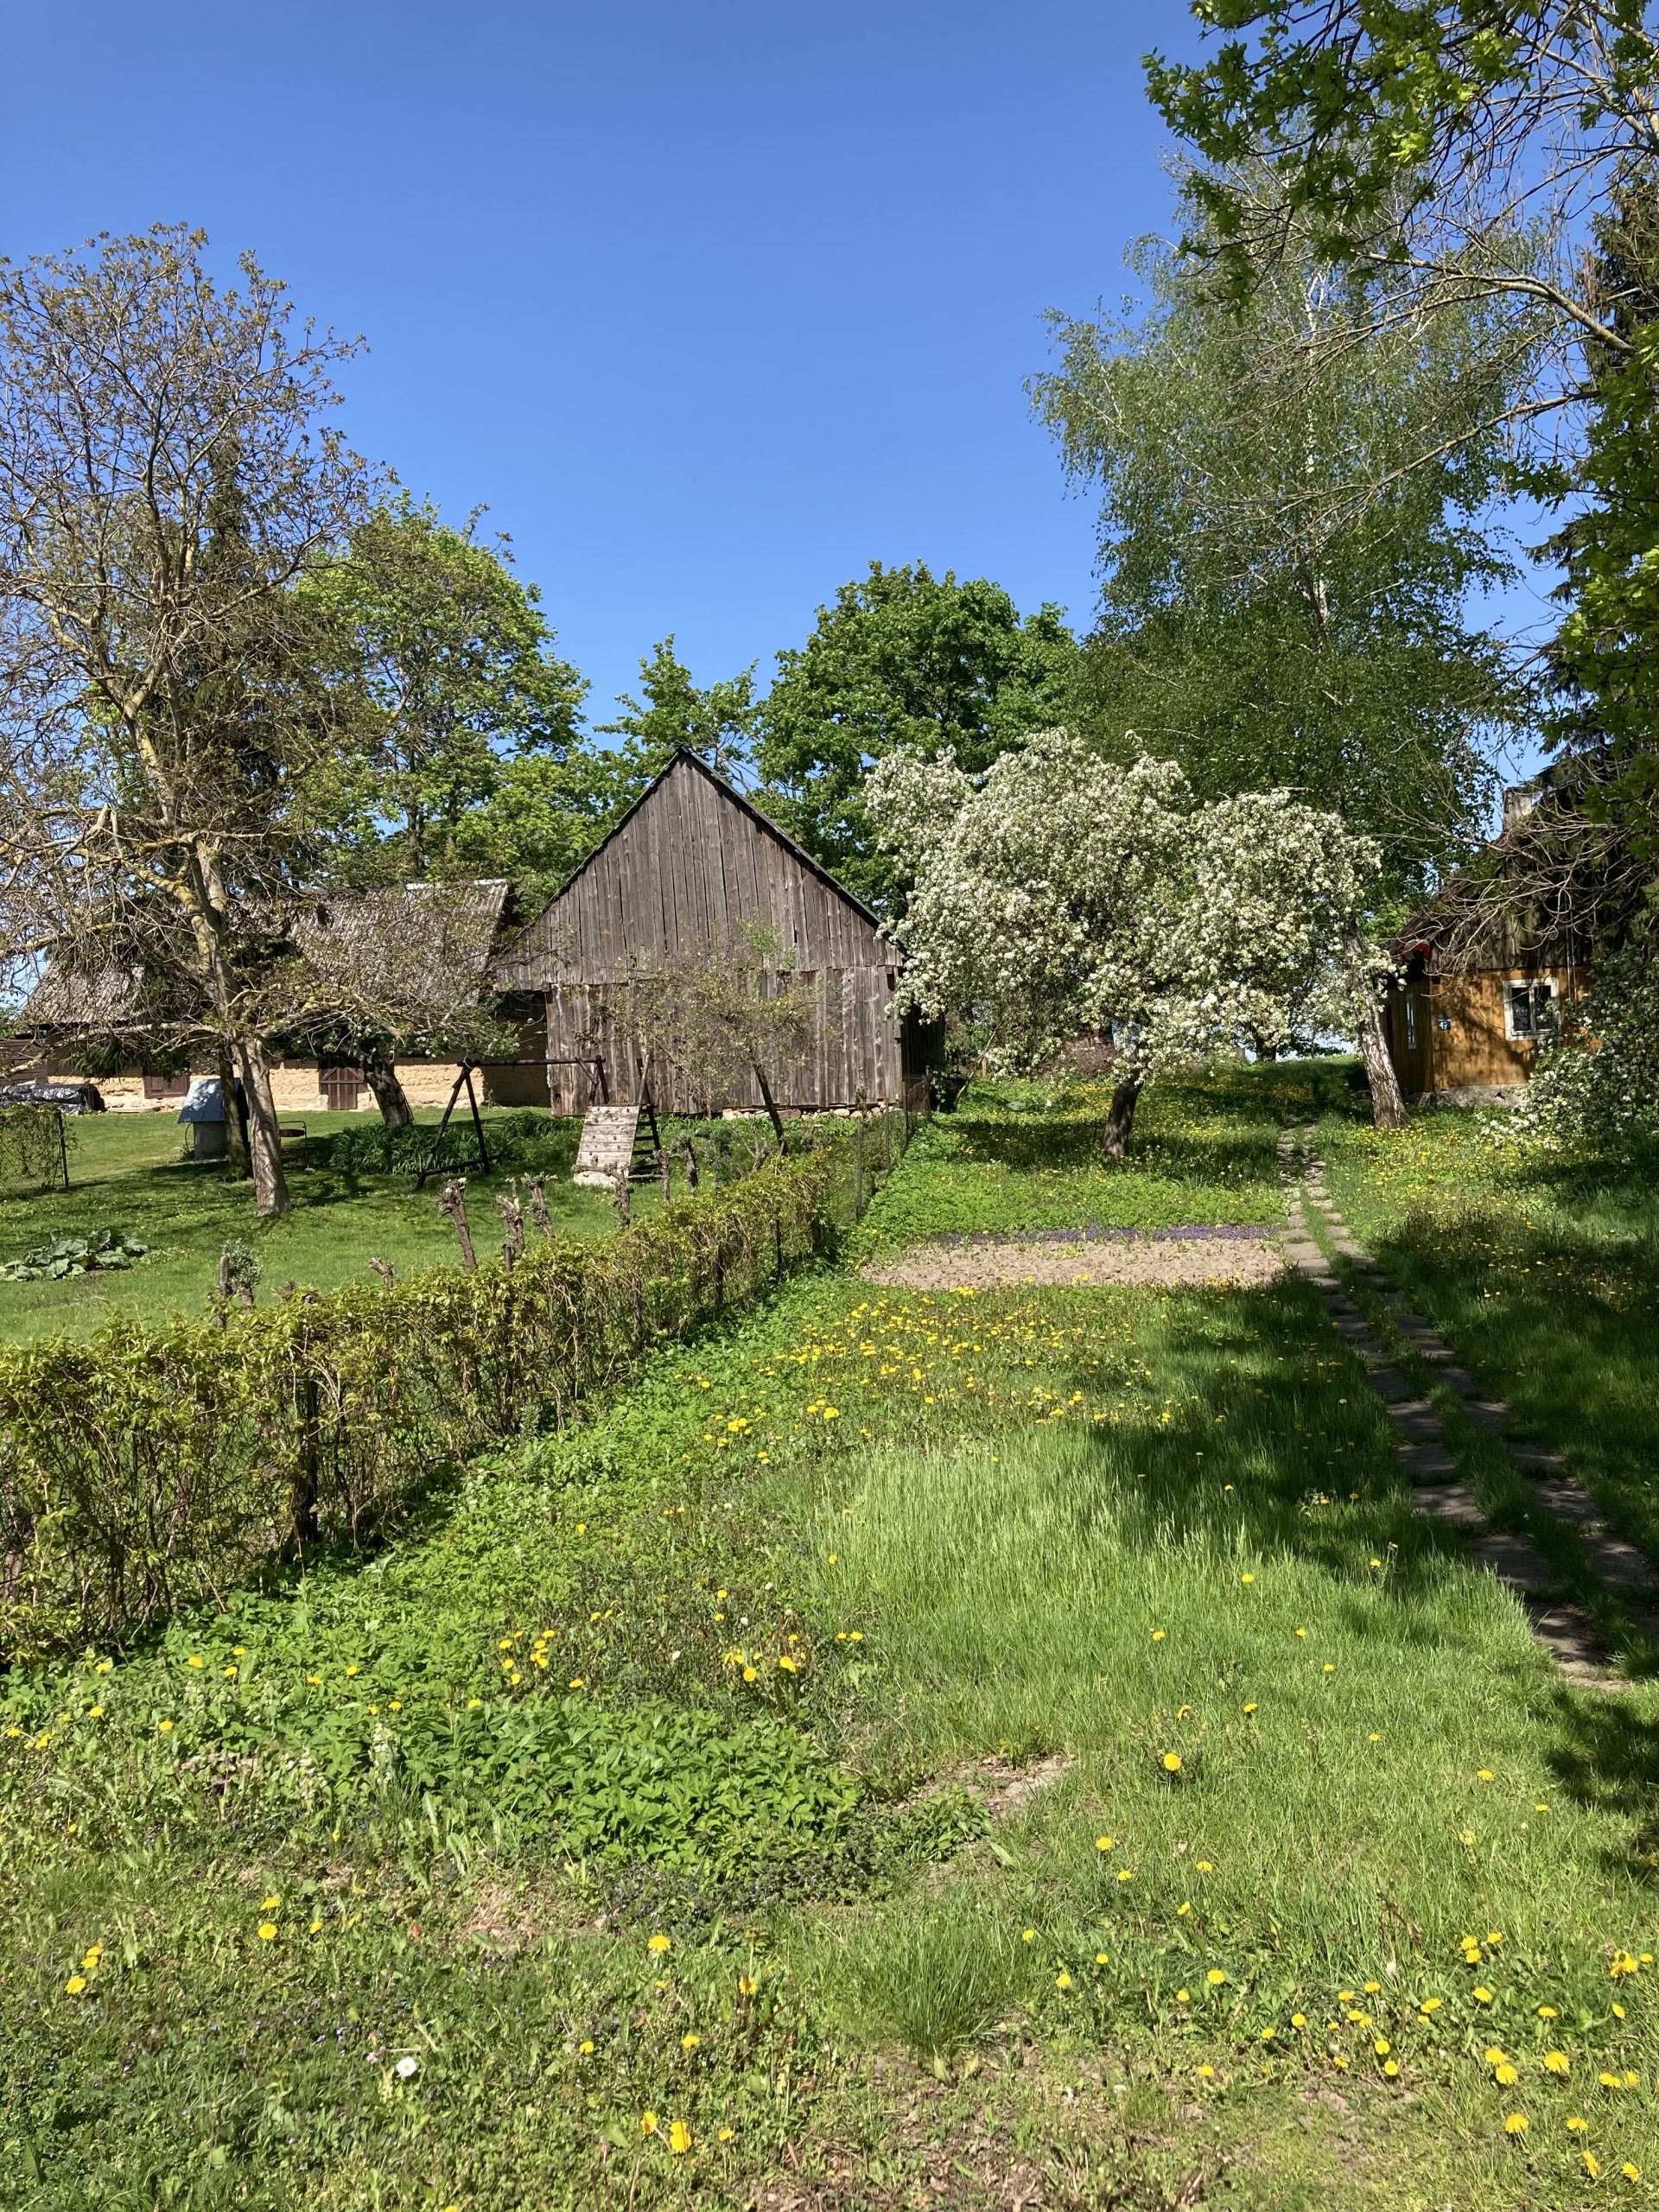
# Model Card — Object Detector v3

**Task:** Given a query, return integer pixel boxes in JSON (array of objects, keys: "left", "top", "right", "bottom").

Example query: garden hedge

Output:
[{"left": 0, "top": 1130, "right": 884, "bottom": 1658}]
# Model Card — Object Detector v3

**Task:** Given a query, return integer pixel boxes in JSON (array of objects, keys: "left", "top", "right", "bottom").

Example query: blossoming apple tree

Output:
[{"left": 868, "top": 731, "right": 1380, "bottom": 1153}]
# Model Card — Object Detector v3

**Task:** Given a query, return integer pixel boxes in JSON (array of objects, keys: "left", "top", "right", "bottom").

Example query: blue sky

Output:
[{"left": 3, "top": 1, "right": 1554, "bottom": 764}]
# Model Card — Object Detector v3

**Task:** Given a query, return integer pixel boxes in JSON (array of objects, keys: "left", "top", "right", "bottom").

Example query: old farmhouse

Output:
[
  {"left": 492, "top": 749, "right": 938, "bottom": 1112},
  {"left": 1384, "top": 773, "right": 1592, "bottom": 1107}
]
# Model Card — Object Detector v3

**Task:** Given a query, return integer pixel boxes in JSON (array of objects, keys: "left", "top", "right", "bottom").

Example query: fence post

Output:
[{"left": 853, "top": 1087, "right": 866, "bottom": 1217}]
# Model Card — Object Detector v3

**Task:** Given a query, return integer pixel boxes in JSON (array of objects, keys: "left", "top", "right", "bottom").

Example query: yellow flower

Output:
[
  {"left": 262, "top": 1896, "right": 279, "bottom": 1910},
  {"left": 64, "top": 1974, "right": 86, "bottom": 1995},
  {"left": 1538, "top": 2005, "right": 1558, "bottom": 2018},
  {"left": 1206, "top": 1969, "right": 1226, "bottom": 1986},
  {"left": 647, "top": 1934, "right": 671, "bottom": 1954},
  {"left": 1096, "top": 1952, "right": 1110, "bottom": 1966},
  {"left": 1477, "top": 1768, "right": 1494, "bottom": 1781},
  {"left": 1474, "top": 1986, "right": 1493, "bottom": 2004},
  {"left": 668, "top": 2120, "right": 693, "bottom": 2155},
  {"left": 1197, "top": 2063, "right": 1214, "bottom": 2079},
  {"left": 578, "top": 2039, "right": 594, "bottom": 2055},
  {"left": 1494, "top": 2063, "right": 1518, "bottom": 2087},
  {"left": 1583, "top": 2152, "right": 1601, "bottom": 2179},
  {"left": 1162, "top": 1752, "right": 1183, "bottom": 1773},
  {"left": 640, "top": 2112, "right": 658, "bottom": 2135},
  {"left": 1241, "top": 1573, "right": 1255, "bottom": 1584},
  {"left": 1055, "top": 1971, "right": 1072, "bottom": 1991},
  {"left": 1175, "top": 1986, "right": 1190, "bottom": 2002},
  {"left": 1177, "top": 1902, "right": 1192, "bottom": 1916},
  {"left": 1151, "top": 1629, "right": 1166, "bottom": 1642},
  {"left": 1621, "top": 2163, "right": 1641, "bottom": 2183},
  {"left": 1598, "top": 2072, "right": 1621, "bottom": 2089},
  {"left": 187, "top": 1656, "right": 205, "bottom": 1669},
  {"left": 1503, "top": 2113, "right": 1528, "bottom": 2135},
  {"left": 1196, "top": 1859, "right": 1214, "bottom": 1872},
  {"left": 1459, "top": 1829, "right": 1476, "bottom": 1847},
  {"left": 569, "top": 1678, "right": 585, "bottom": 1690},
  {"left": 1543, "top": 2050, "right": 1570, "bottom": 2075},
  {"left": 1374, "top": 2039, "right": 1390, "bottom": 2056},
  {"left": 257, "top": 1923, "right": 277, "bottom": 1942},
  {"left": 742, "top": 1666, "right": 758, "bottom": 1683},
  {"left": 1095, "top": 1835, "right": 1116, "bottom": 1852},
  {"left": 1116, "top": 1868, "right": 1135, "bottom": 1883},
  {"left": 157, "top": 1719, "right": 174, "bottom": 1733},
  {"left": 717, "top": 2126, "right": 734, "bottom": 2142},
  {"left": 1363, "top": 1980, "right": 1380, "bottom": 1994},
  {"left": 1382, "top": 2058, "right": 1399, "bottom": 2076},
  {"left": 1021, "top": 1928, "right": 1036, "bottom": 1942},
  {"left": 1291, "top": 2013, "right": 1306, "bottom": 2028},
  {"left": 1566, "top": 2116, "right": 1588, "bottom": 2133},
  {"left": 1243, "top": 1702, "right": 1257, "bottom": 1715}
]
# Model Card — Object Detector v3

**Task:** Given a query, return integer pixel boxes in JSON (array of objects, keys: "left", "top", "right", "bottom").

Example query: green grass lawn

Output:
[
  {"left": 3, "top": 1067, "right": 1655, "bottom": 2209},
  {"left": 0, "top": 1109, "right": 632, "bottom": 1340}
]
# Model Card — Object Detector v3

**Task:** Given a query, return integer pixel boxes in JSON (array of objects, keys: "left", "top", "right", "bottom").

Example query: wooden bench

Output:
[{"left": 276, "top": 1122, "right": 310, "bottom": 1168}]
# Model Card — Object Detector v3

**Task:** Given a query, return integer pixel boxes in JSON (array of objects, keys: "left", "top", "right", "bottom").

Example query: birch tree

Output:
[{"left": 0, "top": 226, "right": 374, "bottom": 1212}]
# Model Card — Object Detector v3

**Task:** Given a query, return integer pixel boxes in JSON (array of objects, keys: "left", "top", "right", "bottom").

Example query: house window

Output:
[
  {"left": 143, "top": 1071, "right": 190, "bottom": 1100},
  {"left": 320, "top": 1063, "right": 365, "bottom": 1109},
  {"left": 1404, "top": 995, "right": 1418, "bottom": 1050},
  {"left": 1505, "top": 979, "right": 1559, "bottom": 1041}
]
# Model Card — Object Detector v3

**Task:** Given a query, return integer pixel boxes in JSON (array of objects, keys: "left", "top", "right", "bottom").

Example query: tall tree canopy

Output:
[
  {"left": 305, "top": 496, "right": 589, "bottom": 893},
  {"left": 597, "top": 635, "right": 760, "bottom": 788},
  {"left": 1033, "top": 201, "right": 1530, "bottom": 902},
  {"left": 0, "top": 225, "right": 374, "bottom": 1214},
  {"left": 755, "top": 561, "right": 1080, "bottom": 907}
]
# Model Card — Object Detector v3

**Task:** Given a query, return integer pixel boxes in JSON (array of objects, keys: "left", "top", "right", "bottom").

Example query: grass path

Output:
[{"left": 3, "top": 1069, "right": 1656, "bottom": 2209}]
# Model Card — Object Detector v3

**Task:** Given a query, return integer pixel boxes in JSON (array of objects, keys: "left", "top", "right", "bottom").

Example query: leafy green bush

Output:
[{"left": 0, "top": 1227, "right": 148, "bottom": 1281}]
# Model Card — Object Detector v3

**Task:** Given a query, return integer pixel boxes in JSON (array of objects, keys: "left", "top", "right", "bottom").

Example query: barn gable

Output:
[{"left": 493, "top": 750, "right": 929, "bottom": 1111}]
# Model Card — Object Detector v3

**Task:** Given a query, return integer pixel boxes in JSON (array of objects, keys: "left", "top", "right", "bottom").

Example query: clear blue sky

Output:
[{"left": 3, "top": 1, "right": 1210, "bottom": 723}]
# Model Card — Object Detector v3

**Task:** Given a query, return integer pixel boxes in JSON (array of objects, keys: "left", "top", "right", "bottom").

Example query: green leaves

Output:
[{"left": 0, "top": 1227, "right": 148, "bottom": 1282}]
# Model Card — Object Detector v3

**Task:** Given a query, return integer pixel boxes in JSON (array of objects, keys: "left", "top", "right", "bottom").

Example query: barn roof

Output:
[
  {"left": 493, "top": 747, "right": 887, "bottom": 989},
  {"left": 17, "top": 879, "right": 512, "bottom": 1037}
]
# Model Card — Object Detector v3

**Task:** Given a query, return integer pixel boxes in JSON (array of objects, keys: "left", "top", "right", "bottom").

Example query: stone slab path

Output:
[{"left": 1280, "top": 1122, "right": 1659, "bottom": 1688}]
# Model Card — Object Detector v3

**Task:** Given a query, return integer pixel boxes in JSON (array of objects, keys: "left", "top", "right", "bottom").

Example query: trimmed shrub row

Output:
[{"left": 0, "top": 1134, "right": 878, "bottom": 1658}]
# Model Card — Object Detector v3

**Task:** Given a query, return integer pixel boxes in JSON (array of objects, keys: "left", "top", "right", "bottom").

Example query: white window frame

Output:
[{"left": 1503, "top": 975, "right": 1560, "bottom": 1042}]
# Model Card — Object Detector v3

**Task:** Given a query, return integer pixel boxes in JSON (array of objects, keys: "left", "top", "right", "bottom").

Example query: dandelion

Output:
[
  {"left": 1116, "top": 1868, "right": 1135, "bottom": 1883},
  {"left": 578, "top": 2039, "right": 594, "bottom": 2055},
  {"left": 1175, "top": 1986, "right": 1190, "bottom": 2002},
  {"left": 1382, "top": 2058, "right": 1399, "bottom": 2076},
  {"left": 1197, "top": 2063, "right": 1215, "bottom": 2079},
  {"left": 1151, "top": 1629, "right": 1166, "bottom": 1642},
  {"left": 1459, "top": 1830, "right": 1476, "bottom": 1847},
  {"left": 1162, "top": 1751, "right": 1183, "bottom": 1773},
  {"left": 1363, "top": 1980, "right": 1381, "bottom": 1994},
  {"left": 1495, "top": 2063, "right": 1519, "bottom": 2087},
  {"left": 1374, "top": 2039, "right": 1390, "bottom": 2056},
  {"left": 1294, "top": 1627, "right": 1306, "bottom": 1639},
  {"left": 1566, "top": 2117, "right": 1588, "bottom": 2134},
  {"left": 188, "top": 1656, "right": 205, "bottom": 1669},
  {"left": 717, "top": 2126, "right": 734, "bottom": 2142},
  {"left": 681, "top": 2031, "right": 701, "bottom": 2050},
  {"left": 1096, "top": 1952, "right": 1110, "bottom": 1966},
  {"left": 1474, "top": 1987, "right": 1493, "bottom": 2004},
  {"left": 1291, "top": 2013, "right": 1306, "bottom": 2028},
  {"left": 64, "top": 1975, "right": 86, "bottom": 1995},
  {"left": 157, "top": 1719, "right": 174, "bottom": 1734},
  {"left": 395, "top": 2056, "right": 418, "bottom": 2079},
  {"left": 1503, "top": 2113, "right": 1529, "bottom": 2135},
  {"left": 1206, "top": 1969, "right": 1226, "bottom": 1986},
  {"left": 648, "top": 1934, "right": 671, "bottom": 1955},
  {"left": 1538, "top": 2005, "right": 1558, "bottom": 2019},
  {"left": 1241, "top": 1573, "right": 1255, "bottom": 1584},
  {"left": 1261, "top": 2027, "right": 1276, "bottom": 2042},
  {"left": 640, "top": 2112, "right": 659, "bottom": 2135},
  {"left": 1056, "top": 1971, "right": 1072, "bottom": 1991},
  {"left": 1598, "top": 2072, "right": 1622, "bottom": 2089},
  {"left": 1021, "top": 1928, "right": 1036, "bottom": 1943},
  {"left": 669, "top": 2120, "right": 693, "bottom": 2155},
  {"left": 1544, "top": 2051, "right": 1570, "bottom": 2075},
  {"left": 1584, "top": 2152, "right": 1602, "bottom": 2179},
  {"left": 1196, "top": 1859, "right": 1214, "bottom": 1872},
  {"left": 257, "top": 1923, "right": 277, "bottom": 1942},
  {"left": 1477, "top": 1768, "right": 1494, "bottom": 1782},
  {"left": 1621, "top": 2163, "right": 1641, "bottom": 2182},
  {"left": 1095, "top": 1835, "right": 1116, "bottom": 1851},
  {"left": 1243, "top": 1702, "right": 1258, "bottom": 1716}
]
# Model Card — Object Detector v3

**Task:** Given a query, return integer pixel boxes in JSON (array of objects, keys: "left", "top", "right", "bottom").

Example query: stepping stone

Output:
[
  {"left": 1368, "top": 1367, "right": 1413, "bottom": 1401},
  {"left": 1414, "top": 1483, "right": 1486, "bottom": 1530},
  {"left": 1633, "top": 1610, "right": 1659, "bottom": 1648},
  {"left": 1510, "top": 1440, "right": 1567, "bottom": 1473},
  {"left": 1416, "top": 1344, "right": 1456, "bottom": 1363},
  {"left": 1439, "top": 1366, "right": 1478, "bottom": 1394},
  {"left": 1387, "top": 1402, "right": 1442, "bottom": 1443},
  {"left": 1529, "top": 1478, "right": 1605, "bottom": 1531},
  {"left": 1464, "top": 1401, "right": 1510, "bottom": 1434},
  {"left": 1333, "top": 1315, "right": 1372, "bottom": 1336},
  {"left": 1469, "top": 1533, "right": 1557, "bottom": 1593},
  {"left": 1353, "top": 1341, "right": 1389, "bottom": 1367},
  {"left": 1523, "top": 1599, "right": 1618, "bottom": 1682},
  {"left": 1579, "top": 1533, "right": 1659, "bottom": 1594},
  {"left": 1399, "top": 1441, "right": 1459, "bottom": 1481}
]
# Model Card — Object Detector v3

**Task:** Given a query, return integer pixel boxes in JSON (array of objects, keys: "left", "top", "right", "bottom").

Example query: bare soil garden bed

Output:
[{"left": 862, "top": 1228, "right": 1285, "bottom": 1291}]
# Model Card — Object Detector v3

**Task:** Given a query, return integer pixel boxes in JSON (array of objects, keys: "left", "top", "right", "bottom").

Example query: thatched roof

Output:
[{"left": 17, "top": 880, "right": 512, "bottom": 1039}]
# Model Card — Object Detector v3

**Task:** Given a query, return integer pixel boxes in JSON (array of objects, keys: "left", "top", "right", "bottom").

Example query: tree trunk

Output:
[
  {"left": 1103, "top": 1072, "right": 1143, "bottom": 1158},
  {"left": 216, "top": 1038, "right": 251, "bottom": 1180},
  {"left": 236, "top": 1036, "right": 291, "bottom": 1216},
  {"left": 1345, "top": 929, "right": 1407, "bottom": 1130},
  {"left": 364, "top": 1058, "right": 413, "bottom": 1128},
  {"left": 751, "top": 1060, "right": 787, "bottom": 1151}
]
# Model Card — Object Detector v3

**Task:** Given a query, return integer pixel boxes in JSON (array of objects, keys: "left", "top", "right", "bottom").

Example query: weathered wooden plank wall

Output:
[{"left": 496, "top": 753, "right": 934, "bottom": 1110}]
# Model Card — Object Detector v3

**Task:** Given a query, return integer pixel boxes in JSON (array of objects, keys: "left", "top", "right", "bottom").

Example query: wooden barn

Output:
[{"left": 493, "top": 748, "right": 938, "bottom": 1112}]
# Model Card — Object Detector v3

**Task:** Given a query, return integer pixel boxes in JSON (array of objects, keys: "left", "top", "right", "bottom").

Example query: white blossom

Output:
[{"left": 868, "top": 732, "right": 1376, "bottom": 1077}]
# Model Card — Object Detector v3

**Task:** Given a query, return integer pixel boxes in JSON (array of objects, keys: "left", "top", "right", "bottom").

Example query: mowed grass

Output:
[
  {"left": 2, "top": 1065, "right": 1655, "bottom": 2209},
  {"left": 0, "top": 1107, "right": 626, "bottom": 1340}
]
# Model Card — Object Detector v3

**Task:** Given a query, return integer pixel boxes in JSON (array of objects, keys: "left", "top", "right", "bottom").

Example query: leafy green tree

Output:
[
  {"left": 1145, "top": 1, "right": 1656, "bottom": 366},
  {"left": 1543, "top": 175, "right": 1659, "bottom": 872},
  {"left": 1033, "top": 194, "right": 1532, "bottom": 1120},
  {"left": 597, "top": 635, "right": 760, "bottom": 787},
  {"left": 755, "top": 562, "right": 1080, "bottom": 906},
  {"left": 307, "top": 495, "right": 589, "bottom": 888}
]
